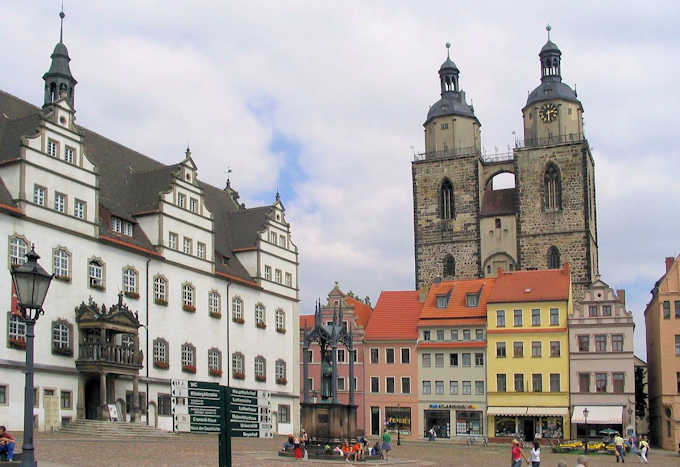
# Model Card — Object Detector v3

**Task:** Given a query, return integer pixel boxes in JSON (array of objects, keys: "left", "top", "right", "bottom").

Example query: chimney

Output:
[
  {"left": 666, "top": 256, "right": 675, "bottom": 273},
  {"left": 418, "top": 285, "right": 429, "bottom": 303},
  {"left": 617, "top": 289, "right": 626, "bottom": 307}
]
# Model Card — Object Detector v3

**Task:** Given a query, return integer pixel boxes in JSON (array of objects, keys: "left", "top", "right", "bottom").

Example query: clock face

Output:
[{"left": 539, "top": 103, "right": 558, "bottom": 122}]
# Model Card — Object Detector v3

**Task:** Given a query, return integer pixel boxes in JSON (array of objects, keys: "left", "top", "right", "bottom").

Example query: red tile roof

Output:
[
  {"left": 364, "top": 291, "right": 422, "bottom": 340},
  {"left": 420, "top": 278, "right": 495, "bottom": 320},
  {"left": 346, "top": 296, "right": 373, "bottom": 328},
  {"left": 299, "top": 314, "right": 315, "bottom": 330},
  {"left": 487, "top": 265, "right": 571, "bottom": 303}
]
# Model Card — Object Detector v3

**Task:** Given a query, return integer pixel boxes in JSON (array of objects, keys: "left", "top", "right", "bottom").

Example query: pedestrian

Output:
[
  {"left": 614, "top": 433, "right": 626, "bottom": 463},
  {"left": 510, "top": 439, "right": 528, "bottom": 467},
  {"left": 556, "top": 462, "right": 567, "bottom": 467},
  {"left": 381, "top": 429, "right": 392, "bottom": 461},
  {"left": 428, "top": 426, "right": 436, "bottom": 441},
  {"left": 575, "top": 455, "right": 589, "bottom": 467},
  {"left": 638, "top": 435, "right": 649, "bottom": 463},
  {"left": 529, "top": 439, "right": 541, "bottom": 467},
  {"left": 0, "top": 426, "right": 15, "bottom": 462},
  {"left": 293, "top": 435, "right": 303, "bottom": 459}
]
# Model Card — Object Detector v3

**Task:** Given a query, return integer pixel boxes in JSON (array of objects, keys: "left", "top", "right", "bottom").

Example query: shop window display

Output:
[
  {"left": 424, "top": 410, "right": 450, "bottom": 438},
  {"left": 385, "top": 407, "right": 411, "bottom": 435},
  {"left": 540, "top": 417, "right": 563, "bottom": 438},
  {"left": 456, "top": 411, "right": 482, "bottom": 435},
  {"left": 495, "top": 416, "right": 516, "bottom": 437}
]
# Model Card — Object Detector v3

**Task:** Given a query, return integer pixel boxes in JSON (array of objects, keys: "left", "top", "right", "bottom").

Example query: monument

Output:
[{"left": 301, "top": 300, "right": 357, "bottom": 441}]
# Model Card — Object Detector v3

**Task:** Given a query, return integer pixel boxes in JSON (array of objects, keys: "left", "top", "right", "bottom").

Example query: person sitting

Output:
[
  {"left": 371, "top": 441, "right": 381, "bottom": 457},
  {"left": 283, "top": 434, "right": 294, "bottom": 451},
  {"left": 341, "top": 441, "right": 352, "bottom": 462},
  {"left": 323, "top": 443, "right": 332, "bottom": 455},
  {"left": 0, "top": 426, "right": 15, "bottom": 462},
  {"left": 351, "top": 440, "right": 363, "bottom": 461},
  {"left": 334, "top": 444, "right": 344, "bottom": 456}
]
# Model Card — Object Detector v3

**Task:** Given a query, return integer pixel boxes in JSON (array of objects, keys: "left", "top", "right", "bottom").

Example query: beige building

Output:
[
  {"left": 569, "top": 279, "right": 635, "bottom": 438},
  {"left": 645, "top": 255, "right": 680, "bottom": 450}
]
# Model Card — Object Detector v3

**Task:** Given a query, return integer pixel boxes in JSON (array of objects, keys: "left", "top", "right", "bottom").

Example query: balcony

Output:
[
  {"left": 77, "top": 343, "right": 143, "bottom": 369},
  {"left": 515, "top": 133, "right": 585, "bottom": 149}
]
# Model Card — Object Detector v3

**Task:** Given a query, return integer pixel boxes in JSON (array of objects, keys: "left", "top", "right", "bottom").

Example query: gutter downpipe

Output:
[
  {"left": 226, "top": 280, "right": 231, "bottom": 388},
  {"left": 146, "top": 257, "right": 150, "bottom": 426}
]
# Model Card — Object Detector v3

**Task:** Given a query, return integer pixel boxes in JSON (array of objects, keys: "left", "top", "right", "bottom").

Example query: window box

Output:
[
  {"left": 276, "top": 377, "right": 287, "bottom": 385},
  {"left": 52, "top": 345, "right": 73, "bottom": 357},
  {"left": 154, "top": 360, "right": 169, "bottom": 370},
  {"left": 276, "top": 327, "right": 286, "bottom": 334},
  {"left": 232, "top": 371, "right": 245, "bottom": 380},
  {"left": 232, "top": 316, "right": 244, "bottom": 324},
  {"left": 209, "top": 311, "right": 222, "bottom": 319},
  {"left": 90, "top": 284, "right": 105, "bottom": 291},
  {"left": 182, "top": 364, "right": 196, "bottom": 374},
  {"left": 154, "top": 298, "right": 168, "bottom": 307},
  {"left": 9, "top": 337, "right": 26, "bottom": 350},
  {"left": 183, "top": 304, "right": 196, "bottom": 313},
  {"left": 256, "top": 322, "right": 266, "bottom": 329},
  {"left": 54, "top": 275, "right": 71, "bottom": 283},
  {"left": 255, "top": 375, "right": 266, "bottom": 382},
  {"left": 124, "top": 291, "right": 139, "bottom": 299},
  {"left": 209, "top": 368, "right": 222, "bottom": 377}
]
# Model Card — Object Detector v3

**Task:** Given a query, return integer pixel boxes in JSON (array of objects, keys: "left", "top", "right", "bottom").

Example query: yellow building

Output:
[{"left": 486, "top": 266, "right": 572, "bottom": 441}]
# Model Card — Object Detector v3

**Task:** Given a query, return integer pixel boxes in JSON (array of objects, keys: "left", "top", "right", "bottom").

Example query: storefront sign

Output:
[
  {"left": 384, "top": 407, "right": 411, "bottom": 435},
  {"left": 429, "top": 403, "right": 477, "bottom": 409}
]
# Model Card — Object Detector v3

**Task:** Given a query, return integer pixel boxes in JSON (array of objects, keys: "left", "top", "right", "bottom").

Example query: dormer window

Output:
[
  {"left": 436, "top": 295, "right": 449, "bottom": 309},
  {"left": 112, "top": 217, "right": 133, "bottom": 236},
  {"left": 466, "top": 293, "right": 480, "bottom": 307}
]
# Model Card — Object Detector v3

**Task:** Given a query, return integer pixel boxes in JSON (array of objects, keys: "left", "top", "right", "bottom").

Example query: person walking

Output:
[
  {"left": 529, "top": 440, "right": 541, "bottom": 467},
  {"left": 638, "top": 436, "right": 649, "bottom": 463},
  {"left": 381, "top": 429, "right": 392, "bottom": 461},
  {"left": 510, "top": 439, "right": 528, "bottom": 467},
  {"left": 614, "top": 433, "right": 626, "bottom": 462}
]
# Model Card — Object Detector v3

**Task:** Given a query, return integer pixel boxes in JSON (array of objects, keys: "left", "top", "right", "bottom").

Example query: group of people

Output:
[
  {"left": 283, "top": 430, "right": 310, "bottom": 459},
  {"left": 283, "top": 429, "right": 394, "bottom": 462},
  {"left": 612, "top": 433, "right": 651, "bottom": 463}
]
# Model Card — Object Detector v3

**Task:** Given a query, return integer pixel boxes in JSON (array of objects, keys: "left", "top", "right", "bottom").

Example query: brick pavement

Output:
[{"left": 23, "top": 433, "right": 680, "bottom": 466}]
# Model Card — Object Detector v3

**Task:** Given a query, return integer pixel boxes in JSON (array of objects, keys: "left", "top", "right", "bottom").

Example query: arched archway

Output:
[
  {"left": 483, "top": 252, "right": 517, "bottom": 277},
  {"left": 484, "top": 170, "right": 516, "bottom": 191}
]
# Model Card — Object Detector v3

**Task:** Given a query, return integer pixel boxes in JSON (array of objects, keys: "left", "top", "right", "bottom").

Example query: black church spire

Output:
[{"left": 43, "top": 7, "right": 77, "bottom": 108}]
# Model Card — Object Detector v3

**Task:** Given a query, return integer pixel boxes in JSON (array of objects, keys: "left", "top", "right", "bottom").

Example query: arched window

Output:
[
  {"left": 182, "top": 283, "right": 195, "bottom": 311},
  {"left": 123, "top": 267, "right": 138, "bottom": 294},
  {"left": 275, "top": 359, "right": 287, "bottom": 384},
  {"left": 255, "top": 303, "right": 266, "bottom": 328},
  {"left": 440, "top": 179, "right": 455, "bottom": 219},
  {"left": 88, "top": 258, "right": 105, "bottom": 289},
  {"left": 52, "top": 247, "right": 71, "bottom": 279},
  {"left": 9, "top": 236, "right": 28, "bottom": 266},
  {"left": 544, "top": 163, "right": 562, "bottom": 210},
  {"left": 443, "top": 254, "right": 455, "bottom": 277},
  {"left": 232, "top": 352, "right": 245, "bottom": 379},
  {"left": 275, "top": 309, "right": 286, "bottom": 333},
  {"left": 153, "top": 275, "right": 168, "bottom": 305},
  {"left": 232, "top": 297, "right": 244, "bottom": 322},
  {"left": 548, "top": 246, "right": 561, "bottom": 269},
  {"left": 181, "top": 343, "right": 196, "bottom": 373},
  {"left": 208, "top": 291, "right": 221, "bottom": 317},
  {"left": 208, "top": 348, "right": 222, "bottom": 377},
  {"left": 254, "top": 356, "right": 266, "bottom": 381},
  {"left": 153, "top": 338, "right": 169, "bottom": 368}
]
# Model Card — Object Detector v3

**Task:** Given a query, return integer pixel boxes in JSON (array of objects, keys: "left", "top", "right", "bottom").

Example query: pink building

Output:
[
  {"left": 299, "top": 284, "right": 372, "bottom": 433},
  {"left": 364, "top": 291, "right": 422, "bottom": 439}
]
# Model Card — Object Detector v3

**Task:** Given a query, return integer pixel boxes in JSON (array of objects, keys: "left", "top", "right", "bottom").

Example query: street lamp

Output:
[
  {"left": 396, "top": 403, "right": 401, "bottom": 446},
  {"left": 582, "top": 407, "right": 589, "bottom": 455},
  {"left": 11, "top": 246, "right": 53, "bottom": 467}
]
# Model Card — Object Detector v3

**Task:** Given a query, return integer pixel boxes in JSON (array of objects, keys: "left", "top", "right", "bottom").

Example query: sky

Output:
[{"left": 2, "top": 1, "right": 679, "bottom": 359}]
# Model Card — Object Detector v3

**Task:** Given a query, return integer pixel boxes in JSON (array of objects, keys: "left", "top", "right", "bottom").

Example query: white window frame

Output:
[
  {"left": 9, "top": 313, "right": 26, "bottom": 340},
  {"left": 177, "top": 193, "right": 186, "bottom": 209},
  {"left": 183, "top": 237, "right": 192, "bottom": 255},
  {"left": 232, "top": 352, "right": 244, "bottom": 375},
  {"left": 47, "top": 138, "right": 58, "bottom": 157},
  {"left": 254, "top": 356, "right": 266, "bottom": 378},
  {"left": 255, "top": 303, "right": 266, "bottom": 325},
  {"left": 153, "top": 339, "right": 167, "bottom": 363},
  {"left": 370, "top": 376, "right": 379, "bottom": 393},
  {"left": 275, "top": 269, "right": 282, "bottom": 284},
  {"left": 112, "top": 217, "right": 122, "bottom": 233},
  {"left": 9, "top": 236, "right": 28, "bottom": 266},
  {"left": 33, "top": 185, "right": 46, "bottom": 206},
  {"left": 189, "top": 197, "right": 198, "bottom": 213},
  {"left": 400, "top": 347, "right": 410, "bottom": 364},
  {"left": 123, "top": 267, "right": 137, "bottom": 293},
  {"left": 401, "top": 376, "right": 411, "bottom": 394},
  {"left": 450, "top": 380, "right": 458, "bottom": 394},
  {"left": 182, "top": 283, "right": 194, "bottom": 307},
  {"left": 422, "top": 380, "right": 431, "bottom": 395},
  {"left": 385, "top": 347, "right": 395, "bottom": 364},
  {"left": 54, "top": 192, "right": 66, "bottom": 213},
  {"left": 208, "top": 291, "right": 220, "bottom": 315},
  {"left": 74, "top": 199, "right": 85, "bottom": 219},
  {"left": 385, "top": 376, "right": 395, "bottom": 394},
  {"left": 232, "top": 297, "right": 243, "bottom": 321},
  {"left": 53, "top": 248, "right": 70, "bottom": 278},
  {"left": 88, "top": 259, "right": 104, "bottom": 288},
  {"left": 181, "top": 344, "right": 195, "bottom": 367},
  {"left": 275, "top": 309, "right": 285, "bottom": 330},
  {"left": 275, "top": 360, "right": 286, "bottom": 380},
  {"left": 264, "top": 265, "right": 272, "bottom": 281},
  {"left": 51, "top": 321, "right": 69, "bottom": 350},
  {"left": 168, "top": 232, "right": 178, "bottom": 250},
  {"left": 208, "top": 349, "right": 221, "bottom": 371},
  {"left": 197, "top": 242, "right": 206, "bottom": 259},
  {"left": 64, "top": 145, "right": 75, "bottom": 164},
  {"left": 285, "top": 272, "right": 292, "bottom": 287},
  {"left": 153, "top": 275, "right": 167, "bottom": 302}
]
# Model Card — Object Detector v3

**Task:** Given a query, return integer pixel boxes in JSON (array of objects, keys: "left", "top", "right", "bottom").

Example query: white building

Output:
[{"left": 0, "top": 17, "right": 299, "bottom": 434}]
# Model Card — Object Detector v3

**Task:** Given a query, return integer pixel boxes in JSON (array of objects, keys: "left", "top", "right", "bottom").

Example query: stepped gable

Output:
[
  {"left": 420, "top": 278, "right": 494, "bottom": 322},
  {"left": 364, "top": 291, "right": 421, "bottom": 340},
  {"left": 487, "top": 265, "right": 570, "bottom": 303},
  {"left": 0, "top": 89, "right": 264, "bottom": 285},
  {"left": 480, "top": 188, "right": 516, "bottom": 217},
  {"left": 346, "top": 295, "right": 372, "bottom": 328}
]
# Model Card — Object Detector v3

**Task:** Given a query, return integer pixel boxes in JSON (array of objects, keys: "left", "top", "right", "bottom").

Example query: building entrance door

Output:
[
  {"left": 371, "top": 407, "right": 380, "bottom": 436},
  {"left": 523, "top": 418, "right": 535, "bottom": 442},
  {"left": 85, "top": 378, "right": 100, "bottom": 420}
]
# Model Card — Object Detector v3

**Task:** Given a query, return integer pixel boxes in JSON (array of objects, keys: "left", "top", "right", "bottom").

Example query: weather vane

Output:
[{"left": 59, "top": 1, "right": 65, "bottom": 43}]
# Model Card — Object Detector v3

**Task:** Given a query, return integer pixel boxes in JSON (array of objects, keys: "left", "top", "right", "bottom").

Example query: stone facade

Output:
[{"left": 413, "top": 37, "right": 598, "bottom": 300}]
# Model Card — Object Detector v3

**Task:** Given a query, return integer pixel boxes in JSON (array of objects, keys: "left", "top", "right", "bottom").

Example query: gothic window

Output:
[
  {"left": 440, "top": 179, "right": 455, "bottom": 219},
  {"left": 443, "top": 254, "right": 455, "bottom": 277},
  {"left": 232, "top": 352, "right": 245, "bottom": 378},
  {"left": 182, "top": 283, "right": 195, "bottom": 310},
  {"left": 208, "top": 291, "right": 221, "bottom": 316},
  {"left": 547, "top": 246, "right": 561, "bottom": 269},
  {"left": 544, "top": 163, "right": 562, "bottom": 210}
]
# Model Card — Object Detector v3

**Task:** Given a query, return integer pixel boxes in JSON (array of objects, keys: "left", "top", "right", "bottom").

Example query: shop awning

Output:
[
  {"left": 571, "top": 405, "right": 623, "bottom": 424},
  {"left": 487, "top": 406, "right": 528, "bottom": 416},
  {"left": 526, "top": 407, "right": 569, "bottom": 416}
]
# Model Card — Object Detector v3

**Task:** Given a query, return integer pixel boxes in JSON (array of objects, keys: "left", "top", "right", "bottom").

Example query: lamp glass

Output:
[{"left": 11, "top": 249, "right": 53, "bottom": 312}]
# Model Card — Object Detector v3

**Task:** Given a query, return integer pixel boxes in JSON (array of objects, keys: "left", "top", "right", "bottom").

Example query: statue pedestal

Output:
[{"left": 301, "top": 402, "right": 357, "bottom": 441}]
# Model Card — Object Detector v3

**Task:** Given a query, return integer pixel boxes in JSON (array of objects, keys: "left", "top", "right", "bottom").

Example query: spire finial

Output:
[
  {"left": 275, "top": 186, "right": 280, "bottom": 202},
  {"left": 225, "top": 166, "right": 232, "bottom": 190},
  {"left": 445, "top": 42, "right": 451, "bottom": 59},
  {"left": 185, "top": 145, "right": 191, "bottom": 158},
  {"left": 59, "top": 2, "right": 65, "bottom": 43},
  {"left": 546, "top": 24, "right": 551, "bottom": 41}
]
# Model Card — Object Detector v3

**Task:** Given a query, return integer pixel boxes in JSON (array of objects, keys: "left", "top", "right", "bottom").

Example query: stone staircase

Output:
[{"left": 58, "top": 419, "right": 176, "bottom": 438}]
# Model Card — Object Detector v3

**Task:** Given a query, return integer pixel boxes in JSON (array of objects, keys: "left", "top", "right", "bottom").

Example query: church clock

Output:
[{"left": 539, "top": 103, "right": 558, "bottom": 122}]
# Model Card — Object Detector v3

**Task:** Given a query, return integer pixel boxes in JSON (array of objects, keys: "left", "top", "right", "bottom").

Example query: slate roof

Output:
[
  {"left": 364, "top": 291, "right": 421, "bottom": 340},
  {"left": 426, "top": 91, "right": 477, "bottom": 123},
  {"left": 0, "top": 89, "right": 272, "bottom": 285},
  {"left": 487, "top": 266, "right": 571, "bottom": 303},
  {"left": 526, "top": 79, "right": 580, "bottom": 108},
  {"left": 420, "top": 278, "right": 495, "bottom": 323},
  {"left": 480, "top": 188, "right": 516, "bottom": 217}
]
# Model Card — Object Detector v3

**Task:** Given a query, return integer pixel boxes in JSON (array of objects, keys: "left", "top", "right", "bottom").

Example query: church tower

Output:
[
  {"left": 515, "top": 26, "right": 598, "bottom": 298},
  {"left": 412, "top": 43, "right": 482, "bottom": 289},
  {"left": 43, "top": 9, "right": 77, "bottom": 109}
]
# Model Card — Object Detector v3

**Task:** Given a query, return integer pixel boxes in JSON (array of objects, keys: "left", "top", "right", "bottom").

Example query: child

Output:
[{"left": 529, "top": 439, "right": 541, "bottom": 467}]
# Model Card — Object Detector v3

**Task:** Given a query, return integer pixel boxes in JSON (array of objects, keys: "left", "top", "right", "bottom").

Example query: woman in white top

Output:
[{"left": 529, "top": 440, "right": 541, "bottom": 467}]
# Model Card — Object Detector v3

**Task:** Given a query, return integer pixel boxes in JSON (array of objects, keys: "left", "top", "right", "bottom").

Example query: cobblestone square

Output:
[{"left": 26, "top": 434, "right": 680, "bottom": 466}]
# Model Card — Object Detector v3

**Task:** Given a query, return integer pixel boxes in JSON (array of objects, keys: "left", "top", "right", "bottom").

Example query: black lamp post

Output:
[
  {"left": 11, "top": 246, "right": 53, "bottom": 467},
  {"left": 396, "top": 404, "right": 401, "bottom": 446},
  {"left": 582, "top": 407, "right": 589, "bottom": 455}
]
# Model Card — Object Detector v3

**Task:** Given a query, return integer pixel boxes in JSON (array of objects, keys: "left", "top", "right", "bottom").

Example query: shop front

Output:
[
  {"left": 423, "top": 403, "right": 485, "bottom": 439},
  {"left": 489, "top": 407, "right": 568, "bottom": 441},
  {"left": 384, "top": 406, "right": 412, "bottom": 436},
  {"left": 571, "top": 405, "right": 623, "bottom": 438}
]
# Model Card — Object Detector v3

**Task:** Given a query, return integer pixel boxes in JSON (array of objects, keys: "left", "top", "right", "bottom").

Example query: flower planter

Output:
[
  {"left": 209, "top": 369, "right": 222, "bottom": 377},
  {"left": 209, "top": 311, "right": 222, "bottom": 319},
  {"left": 276, "top": 377, "right": 287, "bottom": 385},
  {"left": 182, "top": 364, "right": 196, "bottom": 374},
  {"left": 90, "top": 284, "right": 105, "bottom": 291},
  {"left": 276, "top": 327, "right": 286, "bottom": 334},
  {"left": 9, "top": 337, "right": 26, "bottom": 350},
  {"left": 154, "top": 298, "right": 168, "bottom": 306},
  {"left": 183, "top": 304, "right": 196, "bottom": 313},
  {"left": 52, "top": 346, "right": 73, "bottom": 357},
  {"left": 154, "top": 360, "right": 169, "bottom": 369},
  {"left": 54, "top": 275, "right": 71, "bottom": 283},
  {"left": 232, "top": 317, "right": 244, "bottom": 324},
  {"left": 124, "top": 291, "right": 140, "bottom": 299},
  {"left": 255, "top": 375, "right": 266, "bottom": 382},
  {"left": 256, "top": 322, "right": 266, "bottom": 329},
  {"left": 232, "top": 372, "right": 245, "bottom": 380}
]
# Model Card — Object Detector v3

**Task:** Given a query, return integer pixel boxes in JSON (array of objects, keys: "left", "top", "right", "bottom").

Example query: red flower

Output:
[
  {"left": 182, "top": 364, "right": 196, "bottom": 374},
  {"left": 209, "top": 368, "right": 222, "bottom": 377}
]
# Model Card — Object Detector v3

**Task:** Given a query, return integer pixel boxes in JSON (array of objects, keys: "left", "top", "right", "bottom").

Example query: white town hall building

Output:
[{"left": 0, "top": 16, "right": 300, "bottom": 434}]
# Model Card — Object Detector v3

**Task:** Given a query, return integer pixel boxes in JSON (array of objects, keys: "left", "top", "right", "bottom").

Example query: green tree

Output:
[{"left": 635, "top": 366, "right": 647, "bottom": 418}]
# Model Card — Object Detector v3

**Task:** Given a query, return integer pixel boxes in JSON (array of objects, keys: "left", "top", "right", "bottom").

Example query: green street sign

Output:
[
  {"left": 189, "top": 380, "right": 220, "bottom": 390},
  {"left": 188, "top": 397, "right": 221, "bottom": 408},
  {"left": 189, "top": 388, "right": 221, "bottom": 399},
  {"left": 229, "top": 404, "right": 258, "bottom": 414},
  {"left": 191, "top": 424, "right": 221, "bottom": 433},
  {"left": 230, "top": 421, "right": 259, "bottom": 430},
  {"left": 189, "top": 406, "right": 220, "bottom": 416},
  {"left": 230, "top": 388, "right": 257, "bottom": 398},
  {"left": 230, "top": 429, "right": 259, "bottom": 438},
  {"left": 191, "top": 415, "right": 220, "bottom": 425},
  {"left": 228, "top": 395, "right": 258, "bottom": 406},
  {"left": 229, "top": 413, "right": 258, "bottom": 422}
]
